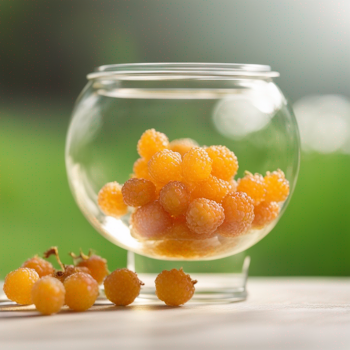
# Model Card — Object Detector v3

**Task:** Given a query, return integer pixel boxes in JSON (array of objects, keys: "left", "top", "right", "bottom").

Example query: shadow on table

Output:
[{"left": 0, "top": 299, "right": 186, "bottom": 319}]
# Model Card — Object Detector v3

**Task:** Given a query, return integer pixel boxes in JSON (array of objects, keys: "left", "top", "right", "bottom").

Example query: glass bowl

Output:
[{"left": 65, "top": 63, "right": 300, "bottom": 263}]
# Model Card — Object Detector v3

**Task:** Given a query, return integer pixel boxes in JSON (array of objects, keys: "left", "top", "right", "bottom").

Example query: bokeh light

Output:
[{"left": 294, "top": 95, "right": 350, "bottom": 154}]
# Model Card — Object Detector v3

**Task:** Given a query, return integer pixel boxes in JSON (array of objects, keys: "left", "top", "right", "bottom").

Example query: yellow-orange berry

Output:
[
  {"left": 137, "top": 129, "right": 169, "bottom": 160},
  {"left": 253, "top": 201, "right": 280, "bottom": 228},
  {"left": 205, "top": 145, "right": 238, "bottom": 180},
  {"left": 217, "top": 192, "right": 254, "bottom": 237},
  {"left": 31, "top": 276, "right": 65, "bottom": 315},
  {"left": 122, "top": 178, "right": 156, "bottom": 207},
  {"left": 163, "top": 216, "right": 212, "bottom": 240},
  {"left": 155, "top": 268, "right": 196, "bottom": 306},
  {"left": 22, "top": 256, "right": 54, "bottom": 278},
  {"left": 190, "top": 175, "right": 231, "bottom": 203},
  {"left": 169, "top": 138, "right": 198, "bottom": 157},
  {"left": 228, "top": 178, "right": 238, "bottom": 193},
  {"left": 182, "top": 147, "right": 213, "bottom": 182},
  {"left": 159, "top": 181, "right": 189, "bottom": 216},
  {"left": 148, "top": 149, "right": 182, "bottom": 184},
  {"left": 104, "top": 269, "right": 144, "bottom": 306},
  {"left": 186, "top": 198, "right": 225, "bottom": 237},
  {"left": 150, "top": 239, "right": 217, "bottom": 259},
  {"left": 3, "top": 268, "right": 39, "bottom": 305},
  {"left": 237, "top": 172, "right": 267, "bottom": 205},
  {"left": 163, "top": 217, "right": 193, "bottom": 239},
  {"left": 131, "top": 200, "right": 172, "bottom": 239},
  {"left": 264, "top": 169, "right": 290, "bottom": 202},
  {"left": 133, "top": 158, "right": 151, "bottom": 180},
  {"left": 64, "top": 272, "right": 99, "bottom": 311},
  {"left": 98, "top": 182, "right": 128, "bottom": 218},
  {"left": 76, "top": 255, "right": 108, "bottom": 285},
  {"left": 53, "top": 265, "right": 91, "bottom": 283}
]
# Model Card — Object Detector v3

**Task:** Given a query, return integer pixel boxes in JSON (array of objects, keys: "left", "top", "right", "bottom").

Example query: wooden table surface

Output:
[{"left": 1, "top": 278, "right": 349, "bottom": 350}]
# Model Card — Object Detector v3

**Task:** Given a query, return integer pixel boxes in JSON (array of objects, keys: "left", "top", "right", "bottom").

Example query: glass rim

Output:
[{"left": 87, "top": 62, "right": 280, "bottom": 81}]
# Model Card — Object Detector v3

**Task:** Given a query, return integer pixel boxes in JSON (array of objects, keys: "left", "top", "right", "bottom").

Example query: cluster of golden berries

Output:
[
  {"left": 98, "top": 129, "right": 290, "bottom": 245},
  {"left": 3, "top": 248, "right": 197, "bottom": 315}
]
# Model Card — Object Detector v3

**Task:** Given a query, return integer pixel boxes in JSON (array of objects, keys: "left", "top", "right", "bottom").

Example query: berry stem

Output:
[{"left": 44, "top": 247, "right": 65, "bottom": 272}]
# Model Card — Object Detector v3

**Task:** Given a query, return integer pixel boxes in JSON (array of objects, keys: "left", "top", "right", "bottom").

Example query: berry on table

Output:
[
  {"left": 53, "top": 265, "right": 91, "bottom": 283},
  {"left": 169, "top": 138, "right": 198, "bottom": 157},
  {"left": 137, "top": 129, "right": 169, "bottom": 160},
  {"left": 253, "top": 201, "right": 280, "bottom": 228},
  {"left": 122, "top": 178, "right": 156, "bottom": 207},
  {"left": 31, "top": 276, "right": 65, "bottom": 315},
  {"left": 205, "top": 145, "right": 238, "bottom": 181},
  {"left": 44, "top": 247, "right": 91, "bottom": 283},
  {"left": 264, "top": 169, "right": 290, "bottom": 203},
  {"left": 71, "top": 250, "right": 108, "bottom": 285},
  {"left": 3, "top": 268, "right": 39, "bottom": 305},
  {"left": 182, "top": 147, "right": 213, "bottom": 182},
  {"left": 237, "top": 172, "right": 267, "bottom": 205},
  {"left": 155, "top": 268, "right": 197, "bottom": 306},
  {"left": 98, "top": 182, "right": 128, "bottom": 218},
  {"left": 148, "top": 149, "right": 182, "bottom": 184},
  {"left": 131, "top": 200, "right": 172, "bottom": 239},
  {"left": 190, "top": 175, "right": 231, "bottom": 203},
  {"left": 159, "top": 181, "right": 189, "bottom": 216},
  {"left": 186, "top": 198, "right": 225, "bottom": 237},
  {"left": 22, "top": 255, "right": 54, "bottom": 278},
  {"left": 104, "top": 268, "right": 144, "bottom": 306},
  {"left": 217, "top": 192, "right": 254, "bottom": 237},
  {"left": 133, "top": 158, "right": 152, "bottom": 180},
  {"left": 64, "top": 272, "right": 99, "bottom": 311}
]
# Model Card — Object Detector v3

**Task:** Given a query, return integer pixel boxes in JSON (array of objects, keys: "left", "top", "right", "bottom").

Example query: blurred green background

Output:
[{"left": 1, "top": 0, "right": 349, "bottom": 278}]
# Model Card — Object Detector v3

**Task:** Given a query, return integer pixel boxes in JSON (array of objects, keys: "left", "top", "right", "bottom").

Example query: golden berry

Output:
[
  {"left": 148, "top": 149, "right": 182, "bottom": 184},
  {"left": 190, "top": 175, "right": 231, "bottom": 203},
  {"left": 228, "top": 178, "right": 238, "bottom": 192},
  {"left": 186, "top": 198, "right": 225, "bottom": 237},
  {"left": 264, "top": 169, "right": 290, "bottom": 202},
  {"left": 217, "top": 192, "right": 254, "bottom": 237},
  {"left": 164, "top": 216, "right": 213, "bottom": 240},
  {"left": 98, "top": 182, "right": 128, "bottom": 218},
  {"left": 182, "top": 147, "right": 213, "bottom": 182},
  {"left": 31, "top": 276, "right": 65, "bottom": 315},
  {"left": 64, "top": 272, "right": 99, "bottom": 311},
  {"left": 253, "top": 201, "right": 280, "bottom": 228},
  {"left": 133, "top": 158, "right": 151, "bottom": 180},
  {"left": 104, "top": 269, "right": 144, "bottom": 306},
  {"left": 131, "top": 200, "right": 172, "bottom": 239},
  {"left": 163, "top": 217, "right": 194, "bottom": 240},
  {"left": 3, "top": 268, "right": 39, "bottom": 305},
  {"left": 53, "top": 265, "right": 91, "bottom": 283},
  {"left": 205, "top": 145, "right": 238, "bottom": 180},
  {"left": 22, "top": 256, "right": 54, "bottom": 278},
  {"left": 155, "top": 268, "right": 196, "bottom": 306},
  {"left": 159, "top": 181, "right": 189, "bottom": 216},
  {"left": 76, "top": 255, "right": 108, "bottom": 285},
  {"left": 137, "top": 129, "right": 169, "bottom": 160},
  {"left": 169, "top": 138, "right": 198, "bottom": 157},
  {"left": 151, "top": 239, "right": 217, "bottom": 259},
  {"left": 237, "top": 172, "right": 267, "bottom": 205},
  {"left": 122, "top": 178, "right": 156, "bottom": 207}
]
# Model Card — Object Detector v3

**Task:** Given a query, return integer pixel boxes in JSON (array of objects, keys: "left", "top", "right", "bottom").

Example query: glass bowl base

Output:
[{"left": 128, "top": 251, "right": 250, "bottom": 303}]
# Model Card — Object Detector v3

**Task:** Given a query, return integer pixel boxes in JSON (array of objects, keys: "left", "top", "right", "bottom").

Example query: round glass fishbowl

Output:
[{"left": 66, "top": 63, "right": 300, "bottom": 301}]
